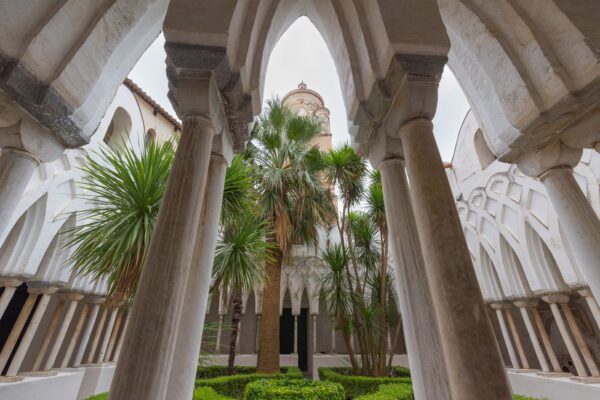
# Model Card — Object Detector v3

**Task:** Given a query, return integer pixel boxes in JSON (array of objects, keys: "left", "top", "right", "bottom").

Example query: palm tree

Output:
[
  {"left": 66, "top": 139, "right": 175, "bottom": 305},
  {"left": 247, "top": 99, "right": 335, "bottom": 373}
]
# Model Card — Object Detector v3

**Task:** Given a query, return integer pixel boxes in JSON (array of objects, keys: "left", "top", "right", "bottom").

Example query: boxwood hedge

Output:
[
  {"left": 355, "top": 383, "right": 413, "bottom": 400},
  {"left": 318, "top": 368, "right": 412, "bottom": 398},
  {"left": 244, "top": 379, "right": 345, "bottom": 400}
]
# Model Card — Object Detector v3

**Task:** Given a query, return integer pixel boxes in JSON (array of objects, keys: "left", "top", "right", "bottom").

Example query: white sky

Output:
[{"left": 129, "top": 17, "right": 470, "bottom": 161}]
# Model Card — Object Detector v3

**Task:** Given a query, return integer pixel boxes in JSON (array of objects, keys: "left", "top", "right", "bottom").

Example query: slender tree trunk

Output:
[
  {"left": 387, "top": 320, "right": 402, "bottom": 370},
  {"left": 227, "top": 293, "right": 242, "bottom": 375},
  {"left": 257, "top": 239, "right": 282, "bottom": 373},
  {"left": 339, "top": 317, "right": 359, "bottom": 374}
]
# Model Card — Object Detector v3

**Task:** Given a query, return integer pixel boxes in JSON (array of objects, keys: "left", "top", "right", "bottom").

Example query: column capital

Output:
[
  {"left": 86, "top": 296, "right": 106, "bottom": 305},
  {"left": 578, "top": 289, "right": 593, "bottom": 298},
  {"left": 0, "top": 278, "right": 22, "bottom": 288},
  {"left": 513, "top": 300, "right": 539, "bottom": 308},
  {"left": 490, "top": 302, "right": 513, "bottom": 310},
  {"left": 58, "top": 292, "right": 85, "bottom": 301},
  {"left": 542, "top": 294, "right": 570, "bottom": 304},
  {"left": 28, "top": 286, "right": 59, "bottom": 295},
  {"left": 517, "top": 141, "right": 582, "bottom": 179},
  {"left": 368, "top": 131, "right": 404, "bottom": 169}
]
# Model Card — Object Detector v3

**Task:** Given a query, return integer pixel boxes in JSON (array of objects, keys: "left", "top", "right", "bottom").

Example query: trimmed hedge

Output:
[
  {"left": 85, "top": 395, "right": 107, "bottom": 400},
  {"left": 355, "top": 383, "right": 413, "bottom": 400},
  {"left": 194, "top": 386, "right": 235, "bottom": 399},
  {"left": 512, "top": 396, "right": 546, "bottom": 400},
  {"left": 318, "top": 368, "right": 412, "bottom": 399},
  {"left": 244, "top": 379, "right": 345, "bottom": 400},
  {"left": 195, "top": 366, "right": 303, "bottom": 398}
]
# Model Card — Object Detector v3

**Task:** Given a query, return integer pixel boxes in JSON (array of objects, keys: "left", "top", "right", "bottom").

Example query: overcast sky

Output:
[{"left": 129, "top": 17, "right": 469, "bottom": 161}]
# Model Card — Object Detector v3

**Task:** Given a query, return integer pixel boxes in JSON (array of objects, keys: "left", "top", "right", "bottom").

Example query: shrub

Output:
[
  {"left": 195, "top": 366, "right": 303, "bottom": 398},
  {"left": 194, "top": 386, "right": 235, "bottom": 400},
  {"left": 318, "top": 368, "right": 411, "bottom": 398},
  {"left": 355, "top": 383, "right": 413, "bottom": 400},
  {"left": 85, "top": 395, "right": 107, "bottom": 400},
  {"left": 244, "top": 379, "right": 345, "bottom": 400},
  {"left": 512, "top": 396, "right": 546, "bottom": 400}
]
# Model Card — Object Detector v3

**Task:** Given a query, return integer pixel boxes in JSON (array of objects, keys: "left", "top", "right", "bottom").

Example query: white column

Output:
[
  {"left": 0, "top": 147, "right": 40, "bottom": 239},
  {"left": 60, "top": 302, "right": 90, "bottom": 368},
  {"left": 73, "top": 301, "right": 101, "bottom": 367},
  {"left": 312, "top": 314, "right": 317, "bottom": 354},
  {"left": 0, "top": 291, "right": 38, "bottom": 374},
  {"left": 104, "top": 309, "right": 124, "bottom": 362},
  {"left": 505, "top": 308, "right": 530, "bottom": 370},
  {"left": 166, "top": 150, "right": 228, "bottom": 400},
  {"left": 43, "top": 294, "right": 82, "bottom": 371},
  {"left": 492, "top": 304, "right": 519, "bottom": 368},
  {"left": 400, "top": 118, "right": 511, "bottom": 399},
  {"left": 0, "top": 279, "right": 22, "bottom": 320},
  {"left": 378, "top": 155, "right": 450, "bottom": 399},
  {"left": 85, "top": 306, "right": 108, "bottom": 364},
  {"left": 215, "top": 314, "right": 224, "bottom": 353},
  {"left": 110, "top": 110, "right": 216, "bottom": 400},
  {"left": 561, "top": 303, "right": 600, "bottom": 377},
  {"left": 32, "top": 298, "right": 65, "bottom": 371},
  {"left": 578, "top": 289, "right": 600, "bottom": 331},
  {"left": 531, "top": 308, "right": 562, "bottom": 373},
  {"left": 331, "top": 318, "right": 336, "bottom": 354},
  {"left": 293, "top": 315, "right": 298, "bottom": 354},
  {"left": 112, "top": 312, "right": 130, "bottom": 362},
  {"left": 6, "top": 288, "right": 56, "bottom": 376},
  {"left": 543, "top": 295, "right": 587, "bottom": 377},
  {"left": 514, "top": 301, "right": 549, "bottom": 372},
  {"left": 96, "top": 307, "right": 118, "bottom": 363}
]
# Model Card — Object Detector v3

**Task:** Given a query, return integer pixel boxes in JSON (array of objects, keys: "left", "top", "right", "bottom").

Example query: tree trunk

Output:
[
  {"left": 339, "top": 317, "right": 359, "bottom": 374},
  {"left": 257, "top": 243, "right": 282, "bottom": 373},
  {"left": 227, "top": 293, "right": 242, "bottom": 375},
  {"left": 387, "top": 320, "right": 402, "bottom": 370}
]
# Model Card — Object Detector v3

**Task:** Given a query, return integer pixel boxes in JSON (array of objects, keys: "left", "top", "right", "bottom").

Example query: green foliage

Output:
[
  {"left": 195, "top": 366, "right": 302, "bottom": 398},
  {"left": 244, "top": 379, "right": 344, "bottom": 400},
  {"left": 193, "top": 386, "right": 235, "bottom": 400},
  {"left": 84, "top": 395, "right": 107, "bottom": 400},
  {"left": 318, "top": 368, "right": 411, "bottom": 399},
  {"left": 512, "top": 396, "right": 546, "bottom": 400},
  {"left": 66, "top": 139, "right": 175, "bottom": 305},
  {"left": 355, "top": 383, "right": 413, "bottom": 400}
]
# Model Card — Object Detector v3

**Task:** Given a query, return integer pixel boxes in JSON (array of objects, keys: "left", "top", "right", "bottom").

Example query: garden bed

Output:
[
  {"left": 318, "top": 367, "right": 412, "bottom": 398},
  {"left": 244, "top": 379, "right": 344, "bottom": 400}
]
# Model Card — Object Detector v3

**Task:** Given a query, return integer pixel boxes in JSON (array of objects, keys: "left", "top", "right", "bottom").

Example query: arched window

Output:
[
  {"left": 474, "top": 129, "right": 496, "bottom": 169},
  {"left": 103, "top": 107, "right": 132, "bottom": 150}
]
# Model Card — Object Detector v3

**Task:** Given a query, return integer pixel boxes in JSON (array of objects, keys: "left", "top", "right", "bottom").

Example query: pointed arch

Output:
[{"left": 34, "top": 213, "right": 77, "bottom": 285}]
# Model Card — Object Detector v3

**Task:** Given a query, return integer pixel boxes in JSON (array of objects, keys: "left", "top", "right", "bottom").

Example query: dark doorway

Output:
[{"left": 280, "top": 308, "right": 308, "bottom": 371}]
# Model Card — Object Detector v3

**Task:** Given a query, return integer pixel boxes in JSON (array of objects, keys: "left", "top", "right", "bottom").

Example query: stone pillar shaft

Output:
[
  {"left": 85, "top": 306, "right": 108, "bottom": 364},
  {"left": 112, "top": 313, "right": 130, "bottom": 362},
  {"left": 74, "top": 303, "right": 101, "bottom": 366},
  {"left": 96, "top": 307, "right": 118, "bottom": 363},
  {"left": 331, "top": 318, "right": 336, "bottom": 354},
  {"left": 547, "top": 301, "right": 587, "bottom": 376},
  {"left": 293, "top": 315, "right": 298, "bottom": 355},
  {"left": 312, "top": 315, "right": 317, "bottom": 354},
  {"left": 515, "top": 303, "right": 549, "bottom": 372},
  {"left": 494, "top": 308, "right": 519, "bottom": 368},
  {"left": 105, "top": 309, "right": 124, "bottom": 362},
  {"left": 216, "top": 315, "right": 224, "bottom": 353},
  {"left": 379, "top": 157, "right": 450, "bottom": 399},
  {"left": 44, "top": 297, "right": 81, "bottom": 371},
  {"left": 400, "top": 118, "right": 511, "bottom": 399},
  {"left": 0, "top": 280, "right": 21, "bottom": 320},
  {"left": 505, "top": 309, "right": 529, "bottom": 369},
  {"left": 110, "top": 115, "right": 215, "bottom": 400},
  {"left": 532, "top": 308, "right": 561, "bottom": 372},
  {"left": 561, "top": 303, "right": 599, "bottom": 376},
  {"left": 61, "top": 302, "right": 90, "bottom": 368},
  {"left": 0, "top": 293, "right": 38, "bottom": 372},
  {"left": 32, "top": 299, "right": 65, "bottom": 371}
]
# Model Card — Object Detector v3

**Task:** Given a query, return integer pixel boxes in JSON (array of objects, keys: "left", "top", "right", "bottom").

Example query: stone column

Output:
[
  {"left": 165, "top": 149, "right": 228, "bottom": 400},
  {"left": 531, "top": 308, "right": 563, "bottom": 373},
  {"left": 561, "top": 303, "right": 600, "bottom": 380},
  {"left": 293, "top": 315, "right": 298, "bottom": 355},
  {"left": 505, "top": 308, "right": 530, "bottom": 370},
  {"left": 331, "top": 318, "right": 336, "bottom": 354},
  {"left": 543, "top": 295, "right": 587, "bottom": 377},
  {"left": 578, "top": 289, "right": 600, "bottom": 331},
  {"left": 377, "top": 154, "right": 450, "bottom": 399},
  {"left": 519, "top": 142, "right": 600, "bottom": 302},
  {"left": 112, "top": 312, "right": 130, "bottom": 362},
  {"left": 236, "top": 319, "right": 242, "bottom": 352},
  {"left": 60, "top": 302, "right": 90, "bottom": 368},
  {"left": 312, "top": 314, "right": 317, "bottom": 354},
  {"left": 255, "top": 314, "right": 261, "bottom": 353},
  {"left": 0, "top": 147, "right": 40, "bottom": 238},
  {"left": 399, "top": 118, "right": 511, "bottom": 399},
  {"left": 215, "top": 314, "right": 224, "bottom": 353},
  {"left": 104, "top": 309, "right": 124, "bottom": 362},
  {"left": 491, "top": 304, "right": 520, "bottom": 368},
  {"left": 514, "top": 301, "right": 549, "bottom": 372},
  {"left": 85, "top": 306, "right": 108, "bottom": 364},
  {"left": 0, "top": 288, "right": 48, "bottom": 378},
  {"left": 0, "top": 279, "right": 22, "bottom": 320},
  {"left": 109, "top": 108, "right": 217, "bottom": 400},
  {"left": 32, "top": 298, "right": 65, "bottom": 371},
  {"left": 96, "top": 307, "right": 118, "bottom": 363},
  {"left": 43, "top": 294, "right": 82, "bottom": 371},
  {"left": 5, "top": 288, "right": 56, "bottom": 377},
  {"left": 73, "top": 300, "right": 101, "bottom": 366}
]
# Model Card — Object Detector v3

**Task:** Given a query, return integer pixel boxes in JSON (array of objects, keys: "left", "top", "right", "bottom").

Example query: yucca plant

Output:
[{"left": 66, "top": 140, "right": 175, "bottom": 306}]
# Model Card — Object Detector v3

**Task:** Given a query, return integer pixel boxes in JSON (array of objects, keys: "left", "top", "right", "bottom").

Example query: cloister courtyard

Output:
[{"left": 1, "top": 1, "right": 600, "bottom": 399}]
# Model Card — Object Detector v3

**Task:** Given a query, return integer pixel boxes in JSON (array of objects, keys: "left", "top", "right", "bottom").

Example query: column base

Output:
[
  {"left": 0, "top": 376, "right": 24, "bottom": 383},
  {"left": 536, "top": 371, "right": 572, "bottom": 378},
  {"left": 570, "top": 376, "right": 600, "bottom": 384},
  {"left": 19, "top": 371, "right": 58, "bottom": 377},
  {"left": 508, "top": 368, "right": 540, "bottom": 373}
]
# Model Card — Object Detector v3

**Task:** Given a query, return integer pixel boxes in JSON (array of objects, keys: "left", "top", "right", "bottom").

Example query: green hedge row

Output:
[
  {"left": 195, "top": 366, "right": 303, "bottom": 398},
  {"left": 244, "top": 379, "right": 345, "bottom": 400},
  {"left": 318, "top": 368, "right": 412, "bottom": 398},
  {"left": 84, "top": 388, "right": 235, "bottom": 400},
  {"left": 355, "top": 383, "right": 413, "bottom": 400}
]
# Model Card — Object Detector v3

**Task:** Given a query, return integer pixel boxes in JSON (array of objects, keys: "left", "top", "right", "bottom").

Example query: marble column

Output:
[
  {"left": 514, "top": 301, "right": 549, "bottom": 372},
  {"left": 505, "top": 308, "right": 530, "bottom": 370},
  {"left": 293, "top": 315, "right": 298, "bottom": 355},
  {"left": 312, "top": 314, "right": 317, "bottom": 354},
  {"left": 85, "top": 306, "right": 108, "bottom": 364},
  {"left": 5, "top": 288, "right": 56, "bottom": 377},
  {"left": 73, "top": 301, "right": 101, "bottom": 367},
  {"left": 400, "top": 118, "right": 511, "bottom": 399},
  {"left": 543, "top": 295, "right": 587, "bottom": 376},
  {"left": 0, "top": 279, "right": 22, "bottom": 320},
  {"left": 96, "top": 307, "right": 118, "bottom": 363},
  {"left": 104, "top": 309, "right": 124, "bottom": 362},
  {"left": 578, "top": 289, "right": 600, "bottom": 331},
  {"left": 519, "top": 142, "right": 600, "bottom": 302},
  {"left": 0, "top": 147, "right": 40, "bottom": 239},
  {"left": 492, "top": 304, "right": 520, "bottom": 368},
  {"left": 166, "top": 149, "right": 228, "bottom": 400},
  {"left": 531, "top": 308, "right": 563, "bottom": 373},
  {"left": 32, "top": 298, "right": 65, "bottom": 371},
  {"left": 60, "top": 302, "right": 90, "bottom": 368},
  {"left": 377, "top": 154, "right": 450, "bottom": 399},
  {"left": 112, "top": 313, "right": 130, "bottom": 362},
  {"left": 109, "top": 111, "right": 216, "bottom": 400},
  {"left": 561, "top": 303, "right": 600, "bottom": 378},
  {"left": 0, "top": 289, "right": 42, "bottom": 376},
  {"left": 43, "top": 294, "right": 82, "bottom": 371}
]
